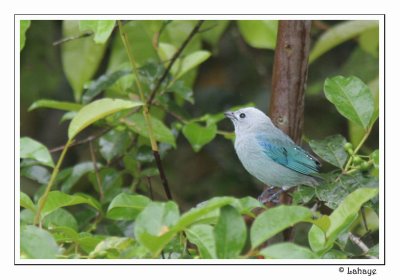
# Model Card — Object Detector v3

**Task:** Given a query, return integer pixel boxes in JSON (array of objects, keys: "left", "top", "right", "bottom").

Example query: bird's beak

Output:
[{"left": 224, "top": 111, "right": 236, "bottom": 121}]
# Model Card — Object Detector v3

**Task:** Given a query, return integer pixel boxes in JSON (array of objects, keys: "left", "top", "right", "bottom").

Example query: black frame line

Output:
[{"left": 14, "top": 13, "right": 386, "bottom": 266}]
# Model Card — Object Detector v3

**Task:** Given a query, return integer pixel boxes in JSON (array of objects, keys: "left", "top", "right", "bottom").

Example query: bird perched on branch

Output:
[{"left": 225, "top": 107, "right": 321, "bottom": 202}]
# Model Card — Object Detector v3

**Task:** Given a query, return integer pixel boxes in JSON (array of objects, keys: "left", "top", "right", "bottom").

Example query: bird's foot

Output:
[{"left": 258, "top": 187, "right": 283, "bottom": 205}]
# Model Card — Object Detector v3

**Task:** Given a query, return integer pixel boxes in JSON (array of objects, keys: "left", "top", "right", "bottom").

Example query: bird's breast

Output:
[{"left": 233, "top": 134, "right": 310, "bottom": 187}]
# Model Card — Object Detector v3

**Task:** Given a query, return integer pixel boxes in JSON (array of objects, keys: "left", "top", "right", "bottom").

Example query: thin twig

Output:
[
  {"left": 348, "top": 232, "right": 376, "bottom": 259},
  {"left": 118, "top": 20, "right": 173, "bottom": 201},
  {"left": 146, "top": 176, "right": 154, "bottom": 200},
  {"left": 53, "top": 32, "right": 92, "bottom": 46},
  {"left": 152, "top": 20, "right": 172, "bottom": 49},
  {"left": 147, "top": 20, "right": 205, "bottom": 107},
  {"left": 53, "top": 21, "right": 123, "bottom": 46},
  {"left": 49, "top": 127, "right": 112, "bottom": 153},
  {"left": 89, "top": 141, "right": 104, "bottom": 201}
]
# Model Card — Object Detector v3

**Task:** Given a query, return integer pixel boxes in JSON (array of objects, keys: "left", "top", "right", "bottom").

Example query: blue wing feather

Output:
[{"left": 257, "top": 135, "right": 320, "bottom": 176}]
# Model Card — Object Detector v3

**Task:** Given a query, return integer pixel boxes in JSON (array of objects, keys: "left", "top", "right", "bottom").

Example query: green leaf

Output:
[
  {"left": 174, "top": 197, "right": 236, "bottom": 231},
  {"left": 309, "top": 187, "right": 378, "bottom": 253},
  {"left": 371, "top": 150, "right": 379, "bottom": 167},
  {"left": 236, "top": 197, "right": 264, "bottom": 217},
  {"left": 341, "top": 48, "right": 379, "bottom": 84},
  {"left": 368, "top": 244, "right": 379, "bottom": 258},
  {"left": 185, "top": 224, "right": 216, "bottom": 259},
  {"left": 124, "top": 113, "right": 176, "bottom": 147},
  {"left": 21, "top": 165, "right": 50, "bottom": 184},
  {"left": 312, "top": 215, "right": 331, "bottom": 233},
  {"left": 200, "top": 21, "right": 229, "bottom": 48},
  {"left": 20, "top": 192, "right": 36, "bottom": 212},
  {"left": 134, "top": 201, "right": 180, "bottom": 256},
  {"left": 78, "top": 233, "right": 105, "bottom": 254},
  {"left": 350, "top": 77, "right": 378, "bottom": 146},
  {"left": 359, "top": 26, "right": 379, "bottom": 57},
  {"left": 158, "top": 42, "right": 177, "bottom": 62},
  {"left": 369, "top": 77, "right": 380, "bottom": 127},
  {"left": 88, "top": 168, "right": 123, "bottom": 204},
  {"left": 89, "top": 237, "right": 135, "bottom": 259},
  {"left": 172, "top": 50, "right": 211, "bottom": 79},
  {"left": 135, "top": 145, "right": 155, "bottom": 163},
  {"left": 20, "top": 209, "right": 35, "bottom": 225},
  {"left": 251, "top": 205, "right": 313, "bottom": 248},
  {"left": 326, "top": 188, "right": 378, "bottom": 243},
  {"left": 51, "top": 226, "right": 79, "bottom": 243},
  {"left": 324, "top": 76, "right": 374, "bottom": 130},
  {"left": 79, "top": 20, "right": 116, "bottom": 44},
  {"left": 108, "top": 21, "right": 161, "bottom": 72},
  {"left": 43, "top": 208, "right": 78, "bottom": 231},
  {"left": 309, "top": 134, "right": 348, "bottom": 168},
  {"left": 20, "top": 20, "right": 31, "bottom": 51},
  {"left": 214, "top": 205, "right": 246, "bottom": 258},
  {"left": 60, "top": 111, "right": 77, "bottom": 124},
  {"left": 107, "top": 193, "right": 151, "bottom": 220},
  {"left": 60, "top": 162, "right": 100, "bottom": 193},
  {"left": 316, "top": 172, "right": 378, "bottom": 210},
  {"left": 28, "top": 99, "right": 83, "bottom": 112},
  {"left": 308, "top": 224, "right": 326, "bottom": 253},
  {"left": 182, "top": 122, "right": 217, "bottom": 152},
  {"left": 82, "top": 69, "right": 131, "bottom": 104},
  {"left": 39, "top": 191, "right": 100, "bottom": 219},
  {"left": 20, "top": 137, "right": 54, "bottom": 168},
  {"left": 169, "top": 80, "right": 194, "bottom": 104},
  {"left": 322, "top": 249, "right": 348, "bottom": 259},
  {"left": 237, "top": 20, "right": 278, "bottom": 49},
  {"left": 292, "top": 186, "right": 316, "bottom": 204},
  {"left": 309, "top": 20, "right": 379, "bottom": 63},
  {"left": 68, "top": 98, "right": 143, "bottom": 139},
  {"left": 99, "top": 129, "right": 131, "bottom": 163},
  {"left": 21, "top": 225, "right": 60, "bottom": 259},
  {"left": 61, "top": 20, "right": 107, "bottom": 101},
  {"left": 260, "top": 243, "right": 318, "bottom": 259}
]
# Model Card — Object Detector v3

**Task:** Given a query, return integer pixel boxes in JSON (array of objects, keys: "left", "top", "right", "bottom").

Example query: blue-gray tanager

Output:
[{"left": 225, "top": 107, "right": 321, "bottom": 196}]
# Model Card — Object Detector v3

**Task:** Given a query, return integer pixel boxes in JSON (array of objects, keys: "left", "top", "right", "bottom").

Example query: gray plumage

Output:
[{"left": 225, "top": 107, "right": 321, "bottom": 190}]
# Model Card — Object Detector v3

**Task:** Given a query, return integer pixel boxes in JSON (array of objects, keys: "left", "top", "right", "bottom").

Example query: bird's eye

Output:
[{"left": 239, "top": 113, "right": 246, "bottom": 119}]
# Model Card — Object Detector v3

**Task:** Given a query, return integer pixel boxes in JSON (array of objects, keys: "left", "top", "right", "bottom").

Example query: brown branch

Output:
[
  {"left": 268, "top": 20, "right": 312, "bottom": 241},
  {"left": 152, "top": 151, "right": 172, "bottom": 200},
  {"left": 147, "top": 20, "right": 204, "bottom": 106},
  {"left": 53, "top": 31, "right": 93, "bottom": 46},
  {"left": 49, "top": 127, "right": 111, "bottom": 153},
  {"left": 118, "top": 20, "right": 174, "bottom": 202}
]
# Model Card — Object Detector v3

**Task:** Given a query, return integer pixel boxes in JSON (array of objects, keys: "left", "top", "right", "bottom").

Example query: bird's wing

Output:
[{"left": 256, "top": 134, "right": 321, "bottom": 176}]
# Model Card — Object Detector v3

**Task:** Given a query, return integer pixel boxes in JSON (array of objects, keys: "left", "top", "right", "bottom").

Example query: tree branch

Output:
[
  {"left": 49, "top": 127, "right": 111, "bottom": 153},
  {"left": 118, "top": 20, "right": 173, "bottom": 201},
  {"left": 348, "top": 232, "right": 376, "bottom": 259},
  {"left": 268, "top": 20, "right": 312, "bottom": 241},
  {"left": 147, "top": 20, "right": 204, "bottom": 106}
]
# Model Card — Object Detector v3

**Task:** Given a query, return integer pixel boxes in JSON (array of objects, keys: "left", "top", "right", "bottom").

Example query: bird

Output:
[{"left": 224, "top": 107, "right": 321, "bottom": 201}]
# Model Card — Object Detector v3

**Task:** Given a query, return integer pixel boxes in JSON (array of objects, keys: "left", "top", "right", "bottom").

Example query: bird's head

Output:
[{"left": 224, "top": 107, "right": 273, "bottom": 133}]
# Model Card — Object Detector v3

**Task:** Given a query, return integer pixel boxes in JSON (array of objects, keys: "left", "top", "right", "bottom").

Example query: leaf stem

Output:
[
  {"left": 344, "top": 127, "right": 372, "bottom": 172},
  {"left": 34, "top": 139, "right": 73, "bottom": 225}
]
